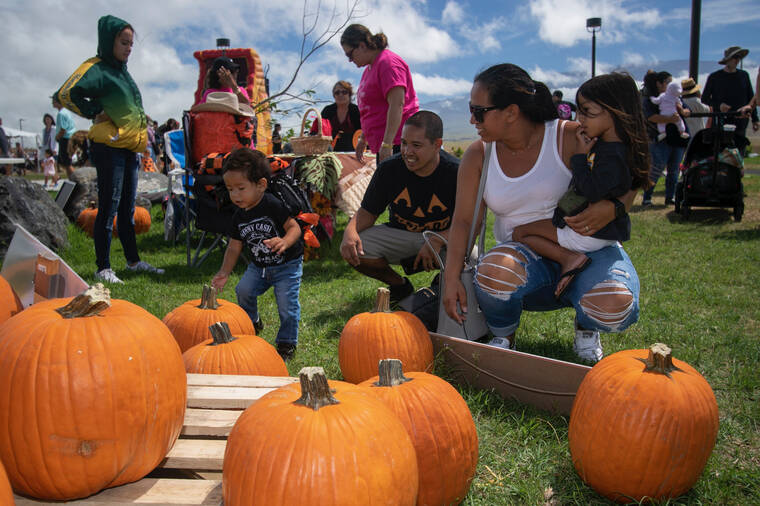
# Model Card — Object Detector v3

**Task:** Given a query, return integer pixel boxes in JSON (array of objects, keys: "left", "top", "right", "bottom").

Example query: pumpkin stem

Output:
[
  {"left": 371, "top": 287, "right": 391, "bottom": 313},
  {"left": 374, "top": 359, "right": 413, "bottom": 387},
  {"left": 208, "top": 322, "right": 236, "bottom": 345},
  {"left": 198, "top": 284, "right": 220, "bottom": 310},
  {"left": 294, "top": 367, "right": 340, "bottom": 411},
  {"left": 55, "top": 283, "right": 111, "bottom": 318},
  {"left": 636, "top": 343, "right": 684, "bottom": 378}
]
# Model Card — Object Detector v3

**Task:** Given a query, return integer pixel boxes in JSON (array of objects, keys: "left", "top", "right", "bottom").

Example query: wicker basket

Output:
[{"left": 290, "top": 108, "right": 333, "bottom": 155}]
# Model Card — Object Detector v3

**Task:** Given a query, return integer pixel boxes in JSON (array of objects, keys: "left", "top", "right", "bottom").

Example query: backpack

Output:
[{"left": 266, "top": 159, "right": 321, "bottom": 248}]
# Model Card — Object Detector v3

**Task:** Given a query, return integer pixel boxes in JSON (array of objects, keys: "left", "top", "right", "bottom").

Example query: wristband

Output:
[{"left": 381, "top": 142, "right": 393, "bottom": 149}]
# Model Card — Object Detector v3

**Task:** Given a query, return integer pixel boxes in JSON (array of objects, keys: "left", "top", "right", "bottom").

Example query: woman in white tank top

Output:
[{"left": 442, "top": 63, "right": 640, "bottom": 363}]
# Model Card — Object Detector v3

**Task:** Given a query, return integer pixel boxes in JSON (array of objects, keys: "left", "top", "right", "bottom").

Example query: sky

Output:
[{"left": 1, "top": 0, "right": 758, "bottom": 141}]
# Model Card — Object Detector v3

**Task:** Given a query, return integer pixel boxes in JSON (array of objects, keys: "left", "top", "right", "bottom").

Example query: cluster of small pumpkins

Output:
[
  {"left": 75, "top": 201, "right": 152, "bottom": 238},
  {"left": 0, "top": 274, "right": 720, "bottom": 504}
]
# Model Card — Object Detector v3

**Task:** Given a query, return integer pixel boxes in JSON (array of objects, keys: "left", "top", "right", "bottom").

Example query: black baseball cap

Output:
[{"left": 211, "top": 56, "right": 240, "bottom": 73}]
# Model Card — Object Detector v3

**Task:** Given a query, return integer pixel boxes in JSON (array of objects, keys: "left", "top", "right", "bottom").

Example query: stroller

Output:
[{"left": 675, "top": 111, "right": 745, "bottom": 221}]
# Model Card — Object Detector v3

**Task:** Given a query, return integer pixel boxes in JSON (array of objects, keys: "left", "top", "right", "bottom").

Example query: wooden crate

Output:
[{"left": 13, "top": 373, "right": 298, "bottom": 505}]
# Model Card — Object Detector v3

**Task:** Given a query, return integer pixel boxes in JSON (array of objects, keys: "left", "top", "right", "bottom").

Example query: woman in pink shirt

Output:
[
  {"left": 201, "top": 56, "right": 250, "bottom": 105},
  {"left": 341, "top": 24, "right": 419, "bottom": 163}
]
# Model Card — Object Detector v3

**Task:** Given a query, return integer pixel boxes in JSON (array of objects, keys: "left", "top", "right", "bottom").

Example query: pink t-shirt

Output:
[
  {"left": 43, "top": 156, "right": 56, "bottom": 176},
  {"left": 200, "top": 86, "right": 251, "bottom": 104},
  {"left": 356, "top": 49, "right": 419, "bottom": 153}
]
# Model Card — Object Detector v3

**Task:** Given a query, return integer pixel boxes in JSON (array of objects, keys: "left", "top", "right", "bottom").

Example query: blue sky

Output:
[{"left": 1, "top": 0, "right": 758, "bottom": 140}]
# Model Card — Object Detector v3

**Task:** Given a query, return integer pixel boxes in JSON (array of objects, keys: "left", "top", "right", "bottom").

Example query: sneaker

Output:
[
  {"left": 127, "top": 261, "right": 165, "bottom": 274},
  {"left": 657, "top": 132, "right": 667, "bottom": 142},
  {"left": 573, "top": 319, "right": 603, "bottom": 363},
  {"left": 94, "top": 268, "right": 124, "bottom": 284},
  {"left": 487, "top": 336, "right": 515, "bottom": 350},
  {"left": 253, "top": 317, "right": 264, "bottom": 334},
  {"left": 276, "top": 342, "right": 297, "bottom": 361},
  {"left": 388, "top": 277, "right": 414, "bottom": 305},
  {"left": 641, "top": 199, "right": 652, "bottom": 207},
  {"left": 665, "top": 199, "right": 675, "bottom": 206}
]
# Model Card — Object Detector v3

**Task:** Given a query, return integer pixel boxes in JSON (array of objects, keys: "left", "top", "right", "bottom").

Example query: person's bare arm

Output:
[
  {"left": 377, "top": 86, "right": 405, "bottom": 163},
  {"left": 442, "top": 141, "right": 486, "bottom": 323},
  {"left": 340, "top": 208, "right": 378, "bottom": 266},
  {"left": 211, "top": 239, "right": 243, "bottom": 291}
]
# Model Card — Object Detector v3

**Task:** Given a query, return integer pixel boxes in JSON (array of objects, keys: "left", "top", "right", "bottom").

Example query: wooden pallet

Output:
[{"left": 13, "top": 373, "right": 298, "bottom": 505}]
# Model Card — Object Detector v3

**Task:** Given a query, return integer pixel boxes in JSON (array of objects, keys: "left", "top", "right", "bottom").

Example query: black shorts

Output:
[{"left": 57, "top": 138, "right": 71, "bottom": 165}]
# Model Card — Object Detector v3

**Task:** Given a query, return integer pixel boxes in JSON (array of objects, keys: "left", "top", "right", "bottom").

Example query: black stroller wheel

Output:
[
  {"left": 733, "top": 202, "right": 743, "bottom": 222},
  {"left": 680, "top": 205, "right": 690, "bottom": 220}
]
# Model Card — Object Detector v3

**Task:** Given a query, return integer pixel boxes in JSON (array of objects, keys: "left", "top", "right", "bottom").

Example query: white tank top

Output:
[{"left": 483, "top": 119, "right": 572, "bottom": 243}]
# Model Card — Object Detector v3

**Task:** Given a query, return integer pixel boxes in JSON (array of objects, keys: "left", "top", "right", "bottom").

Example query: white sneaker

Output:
[
  {"left": 487, "top": 336, "right": 515, "bottom": 350},
  {"left": 127, "top": 261, "right": 165, "bottom": 274},
  {"left": 573, "top": 319, "right": 603, "bottom": 363},
  {"left": 94, "top": 268, "right": 124, "bottom": 284}
]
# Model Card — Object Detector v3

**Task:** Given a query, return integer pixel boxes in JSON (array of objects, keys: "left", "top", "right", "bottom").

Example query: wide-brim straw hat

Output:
[
  {"left": 719, "top": 46, "right": 749, "bottom": 64},
  {"left": 681, "top": 77, "right": 700, "bottom": 97},
  {"left": 191, "top": 92, "right": 255, "bottom": 117}
]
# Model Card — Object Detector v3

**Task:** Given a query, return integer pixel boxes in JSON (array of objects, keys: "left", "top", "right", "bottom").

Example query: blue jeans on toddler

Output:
[
  {"left": 235, "top": 257, "right": 303, "bottom": 346},
  {"left": 474, "top": 242, "right": 640, "bottom": 338},
  {"left": 643, "top": 141, "right": 685, "bottom": 204}
]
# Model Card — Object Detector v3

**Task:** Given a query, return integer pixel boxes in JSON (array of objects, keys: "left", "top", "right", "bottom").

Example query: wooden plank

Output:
[
  {"left": 187, "top": 385, "right": 279, "bottom": 409},
  {"left": 182, "top": 408, "right": 241, "bottom": 436},
  {"left": 186, "top": 373, "right": 297, "bottom": 388},
  {"left": 162, "top": 439, "right": 226, "bottom": 471},
  {"left": 430, "top": 332, "right": 590, "bottom": 415},
  {"left": 13, "top": 478, "right": 222, "bottom": 505}
]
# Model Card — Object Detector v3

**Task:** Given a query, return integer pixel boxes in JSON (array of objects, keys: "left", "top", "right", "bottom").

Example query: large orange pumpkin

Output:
[
  {"left": 359, "top": 359, "right": 479, "bottom": 506},
  {"left": 569, "top": 343, "right": 719, "bottom": 503},
  {"left": 76, "top": 202, "right": 152, "bottom": 237},
  {"left": 0, "top": 274, "right": 23, "bottom": 324},
  {"left": 338, "top": 287, "right": 433, "bottom": 384},
  {"left": 0, "top": 460, "right": 13, "bottom": 506},
  {"left": 0, "top": 284, "right": 187, "bottom": 501},
  {"left": 183, "top": 322, "right": 288, "bottom": 376},
  {"left": 163, "top": 285, "right": 255, "bottom": 352},
  {"left": 223, "top": 366, "right": 419, "bottom": 506}
]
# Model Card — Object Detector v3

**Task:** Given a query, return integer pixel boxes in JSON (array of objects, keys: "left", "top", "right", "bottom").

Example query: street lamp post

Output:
[
  {"left": 19, "top": 118, "right": 24, "bottom": 131},
  {"left": 586, "top": 17, "right": 602, "bottom": 78}
]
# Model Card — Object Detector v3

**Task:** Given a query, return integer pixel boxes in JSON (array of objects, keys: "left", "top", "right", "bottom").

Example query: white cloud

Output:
[
  {"left": 442, "top": 1, "right": 465, "bottom": 24},
  {"left": 528, "top": 0, "right": 662, "bottom": 47},
  {"left": 621, "top": 52, "right": 646, "bottom": 67},
  {"left": 411, "top": 73, "right": 473, "bottom": 97}
]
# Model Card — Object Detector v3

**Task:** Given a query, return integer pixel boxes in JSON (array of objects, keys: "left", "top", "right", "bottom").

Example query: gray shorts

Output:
[{"left": 359, "top": 225, "right": 425, "bottom": 264}]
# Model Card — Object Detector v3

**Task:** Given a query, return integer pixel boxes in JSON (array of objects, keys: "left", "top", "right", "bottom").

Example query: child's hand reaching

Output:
[
  {"left": 264, "top": 237, "right": 288, "bottom": 255},
  {"left": 575, "top": 127, "right": 597, "bottom": 154},
  {"left": 211, "top": 271, "right": 229, "bottom": 292}
]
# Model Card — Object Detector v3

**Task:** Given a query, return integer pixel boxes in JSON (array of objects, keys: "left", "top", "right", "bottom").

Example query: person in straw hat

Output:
[
  {"left": 681, "top": 77, "right": 711, "bottom": 135},
  {"left": 702, "top": 45, "right": 758, "bottom": 140}
]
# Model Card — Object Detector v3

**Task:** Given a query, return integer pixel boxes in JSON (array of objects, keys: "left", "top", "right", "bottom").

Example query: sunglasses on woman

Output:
[
  {"left": 333, "top": 89, "right": 349, "bottom": 96},
  {"left": 469, "top": 103, "right": 501, "bottom": 123}
]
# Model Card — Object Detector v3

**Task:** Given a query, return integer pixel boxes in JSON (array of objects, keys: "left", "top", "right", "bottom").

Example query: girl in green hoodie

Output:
[{"left": 56, "top": 15, "right": 163, "bottom": 284}]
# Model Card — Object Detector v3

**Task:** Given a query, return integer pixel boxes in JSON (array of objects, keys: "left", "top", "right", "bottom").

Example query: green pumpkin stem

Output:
[
  {"left": 374, "top": 359, "right": 413, "bottom": 387},
  {"left": 198, "top": 284, "right": 220, "bottom": 310},
  {"left": 55, "top": 283, "right": 111, "bottom": 318},
  {"left": 637, "top": 343, "right": 684, "bottom": 378},
  {"left": 372, "top": 287, "right": 391, "bottom": 313},
  {"left": 294, "top": 367, "right": 340, "bottom": 411},
  {"left": 208, "top": 322, "right": 236, "bottom": 345}
]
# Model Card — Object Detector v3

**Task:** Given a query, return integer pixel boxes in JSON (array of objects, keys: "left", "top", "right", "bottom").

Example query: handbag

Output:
[
  {"left": 557, "top": 186, "right": 589, "bottom": 216},
  {"left": 423, "top": 143, "right": 493, "bottom": 341}
]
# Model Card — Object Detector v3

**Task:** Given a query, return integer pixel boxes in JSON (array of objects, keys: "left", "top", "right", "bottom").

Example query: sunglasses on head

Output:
[
  {"left": 469, "top": 103, "right": 501, "bottom": 123},
  {"left": 333, "top": 89, "right": 349, "bottom": 96}
]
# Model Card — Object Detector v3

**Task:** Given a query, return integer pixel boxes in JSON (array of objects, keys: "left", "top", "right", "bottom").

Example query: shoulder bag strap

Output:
[{"left": 465, "top": 142, "right": 492, "bottom": 265}]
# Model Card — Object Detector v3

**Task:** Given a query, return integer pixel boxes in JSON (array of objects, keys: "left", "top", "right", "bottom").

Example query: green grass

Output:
[{"left": 15, "top": 158, "right": 760, "bottom": 504}]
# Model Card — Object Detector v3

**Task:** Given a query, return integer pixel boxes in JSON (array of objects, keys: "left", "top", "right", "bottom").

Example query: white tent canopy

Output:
[{"left": 3, "top": 127, "right": 40, "bottom": 150}]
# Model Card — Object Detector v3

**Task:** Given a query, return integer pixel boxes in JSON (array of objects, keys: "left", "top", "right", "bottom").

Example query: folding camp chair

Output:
[{"left": 162, "top": 128, "right": 197, "bottom": 264}]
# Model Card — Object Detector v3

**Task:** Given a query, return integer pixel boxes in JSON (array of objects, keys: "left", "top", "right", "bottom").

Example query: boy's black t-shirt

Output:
[
  {"left": 360, "top": 150, "right": 460, "bottom": 233},
  {"left": 230, "top": 193, "right": 304, "bottom": 267}
]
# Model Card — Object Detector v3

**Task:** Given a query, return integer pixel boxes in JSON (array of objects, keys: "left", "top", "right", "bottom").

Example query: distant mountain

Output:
[{"left": 424, "top": 59, "right": 726, "bottom": 142}]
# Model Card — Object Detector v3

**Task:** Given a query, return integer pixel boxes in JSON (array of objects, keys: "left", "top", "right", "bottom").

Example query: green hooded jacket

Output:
[{"left": 56, "top": 15, "right": 147, "bottom": 153}]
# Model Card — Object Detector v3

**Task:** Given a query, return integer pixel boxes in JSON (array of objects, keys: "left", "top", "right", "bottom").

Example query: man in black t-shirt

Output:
[
  {"left": 702, "top": 46, "right": 759, "bottom": 139},
  {"left": 340, "top": 111, "right": 459, "bottom": 303}
]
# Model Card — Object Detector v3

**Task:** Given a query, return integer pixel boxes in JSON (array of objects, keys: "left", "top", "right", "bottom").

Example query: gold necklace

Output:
[{"left": 506, "top": 125, "right": 540, "bottom": 156}]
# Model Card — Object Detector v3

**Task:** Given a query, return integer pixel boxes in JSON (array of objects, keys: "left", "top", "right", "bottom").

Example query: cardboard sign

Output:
[
  {"left": 1, "top": 224, "right": 87, "bottom": 307},
  {"left": 430, "top": 332, "right": 591, "bottom": 415}
]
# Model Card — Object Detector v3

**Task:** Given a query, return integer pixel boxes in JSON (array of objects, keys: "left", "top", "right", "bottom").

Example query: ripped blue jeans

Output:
[{"left": 473, "top": 242, "right": 640, "bottom": 338}]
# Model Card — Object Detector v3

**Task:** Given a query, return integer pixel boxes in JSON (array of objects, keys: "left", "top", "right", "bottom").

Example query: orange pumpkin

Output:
[
  {"left": 163, "top": 285, "right": 255, "bottom": 352},
  {"left": 569, "top": 343, "right": 719, "bottom": 503},
  {"left": 223, "top": 366, "right": 419, "bottom": 506},
  {"left": 183, "top": 322, "right": 287, "bottom": 376},
  {"left": 0, "top": 284, "right": 187, "bottom": 501},
  {"left": 359, "top": 359, "right": 479, "bottom": 506},
  {"left": 0, "top": 460, "right": 13, "bottom": 506},
  {"left": 0, "top": 274, "right": 23, "bottom": 324},
  {"left": 338, "top": 287, "right": 433, "bottom": 383},
  {"left": 76, "top": 203, "right": 152, "bottom": 237}
]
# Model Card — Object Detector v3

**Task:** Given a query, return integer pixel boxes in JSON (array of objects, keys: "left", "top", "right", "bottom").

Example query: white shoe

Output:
[
  {"left": 94, "top": 268, "right": 123, "bottom": 284},
  {"left": 657, "top": 132, "right": 667, "bottom": 142},
  {"left": 573, "top": 319, "right": 603, "bottom": 363},
  {"left": 487, "top": 336, "right": 515, "bottom": 350},
  {"left": 127, "top": 261, "right": 164, "bottom": 274}
]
